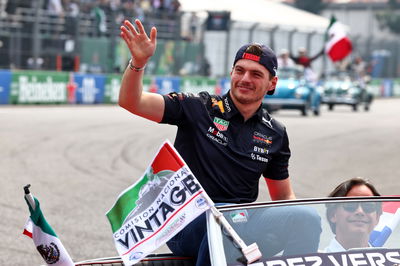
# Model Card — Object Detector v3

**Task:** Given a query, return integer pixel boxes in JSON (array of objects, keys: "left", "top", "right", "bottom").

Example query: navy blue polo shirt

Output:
[{"left": 161, "top": 91, "right": 290, "bottom": 204}]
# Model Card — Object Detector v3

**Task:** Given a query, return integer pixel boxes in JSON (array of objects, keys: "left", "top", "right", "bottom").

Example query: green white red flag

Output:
[
  {"left": 23, "top": 189, "right": 74, "bottom": 266},
  {"left": 325, "top": 16, "right": 352, "bottom": 62},
  {"left": 106, "top": 140, "right": 213, "bottom": 265}
]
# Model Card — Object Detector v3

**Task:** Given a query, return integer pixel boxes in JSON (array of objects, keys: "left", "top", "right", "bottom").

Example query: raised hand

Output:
[{"left": 120, "top": 19, "right": 157, "bottom": 67}]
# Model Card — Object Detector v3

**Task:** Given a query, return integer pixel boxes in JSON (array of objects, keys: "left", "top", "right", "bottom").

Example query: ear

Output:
[
  {"left": 329, "top": 212, "right": 337, "bottom": 224},
  {"left": 268, "top": 76, "right": 278, "bottom": 92}
]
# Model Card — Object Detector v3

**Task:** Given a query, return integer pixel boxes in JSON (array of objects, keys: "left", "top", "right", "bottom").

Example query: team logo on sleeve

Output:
[{"left": 213, "top": 117, "right": 229, "bottom": 131}]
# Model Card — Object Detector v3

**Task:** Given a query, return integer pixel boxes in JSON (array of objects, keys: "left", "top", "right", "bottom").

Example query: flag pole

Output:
[
  {"left": 24, "top": 184, "right": 36, "bottom": 211},
  {"left": 202, "top": 193, "right": 262, "bottom": 264}
]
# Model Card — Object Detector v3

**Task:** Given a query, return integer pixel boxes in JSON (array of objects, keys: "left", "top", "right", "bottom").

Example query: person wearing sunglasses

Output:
[{"left": 325, "top": 177, "right": 382, "bottom": 252}]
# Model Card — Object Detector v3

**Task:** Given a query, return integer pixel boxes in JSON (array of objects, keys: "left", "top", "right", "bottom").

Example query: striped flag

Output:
[
  {"left": 106, "top": 140, "right": 213, "bottom": 266},
  {"left": 325, "top": 16, "right": 352, "bottom": 62},
  {"left": 23, "top": 186, "right": 74, "bottom": 266},
  {"left": 370, "top": 200, "right": 400, "bottom": 247}
]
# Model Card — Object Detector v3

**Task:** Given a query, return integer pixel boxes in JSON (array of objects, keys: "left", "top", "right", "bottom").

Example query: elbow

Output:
[
  {"left": 118, "top": 97, "right": 134, "bottom": 113},
  {"left": 118, "top": 98, "right": 128, "bottom": 110}
]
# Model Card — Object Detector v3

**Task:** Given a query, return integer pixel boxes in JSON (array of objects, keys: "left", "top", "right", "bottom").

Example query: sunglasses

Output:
[{"left": 341, "top": 202, "right": 377, "bottom": 213}]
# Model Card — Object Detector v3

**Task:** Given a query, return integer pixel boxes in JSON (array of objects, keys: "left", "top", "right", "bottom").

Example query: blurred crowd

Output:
[{"left": 2, "top": 0, "right": 182, "bottom": 36}]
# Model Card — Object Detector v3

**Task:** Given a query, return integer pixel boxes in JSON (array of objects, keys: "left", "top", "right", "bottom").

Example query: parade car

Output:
[
  {"left": 75, "top": 196, "right": 400, "bottom": 266},
  {"left": 321, "top": 71, "right": 373, "bottom": 112},
  {"left": 262, "top": 67, "right": 322, "bottom": 116}
]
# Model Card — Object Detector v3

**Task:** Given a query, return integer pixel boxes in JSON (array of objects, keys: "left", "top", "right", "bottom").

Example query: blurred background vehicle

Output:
[
  {"left": 321, "top": 71, "right": 373, "bottom": 111},
  {"left": 262, "top": 67, "right": 322, "bottom": 116}
]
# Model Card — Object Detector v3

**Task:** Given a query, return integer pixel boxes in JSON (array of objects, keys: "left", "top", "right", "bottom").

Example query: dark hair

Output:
[
  {"left": 328, "top": 177, "right": 381, "bottom": 197},
  {"left": 326, "top": 177, "right": 382, "bottom": 234},
  {"left": 244, "top": 44, "right": 264, "bottom": 57}
]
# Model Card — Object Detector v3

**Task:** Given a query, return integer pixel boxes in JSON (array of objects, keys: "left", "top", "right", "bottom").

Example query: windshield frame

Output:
[{"left": 208, "top": 196, "right": 400, "bottom": 266}]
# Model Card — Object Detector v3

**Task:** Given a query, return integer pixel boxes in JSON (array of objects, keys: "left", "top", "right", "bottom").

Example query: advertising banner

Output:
[
  {"left": 180, "top": 77, "right": 217, "bottom": 94},
  {"left": 0, "top": 70, "right": 12, "bottom": 104},
  {"left": 10, "top": 71, "right": 68, "bottom": 104},
  {"left": 393, "top": 79, "right": 400, "bottom": 96},
  {"left": 151, "top": 77, "right": 181, "bottom": 95},
  {"left": 103, "top": 75, "right": 153, "bottom": 103},
  {"left": 217, "top": 77, "right": 231, "bottom": 96},
  {"left": 73, "top": 74, "right": 105, "bottom": 104},
  {"left": 104, "top": 74, "right": 121, "bottom": 104}
]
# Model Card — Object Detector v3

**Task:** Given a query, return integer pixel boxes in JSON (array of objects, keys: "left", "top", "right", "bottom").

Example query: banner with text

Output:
[
  {"left": 10, "top": 71, "right": 69, "bottom": 104},
  {"left": 0, "top": 70, "right": 11, "bottom": 104},
  {"left": 106, "top": 141, "right": 213, "bottom": 265}
]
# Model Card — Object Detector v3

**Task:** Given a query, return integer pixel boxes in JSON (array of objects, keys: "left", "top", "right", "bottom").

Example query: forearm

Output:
[
  {"left": 118, "top": 61, "right": 164, "bottom": 122},
  {"left": 118, "top": 59, "right": 146, "bottom": 113},
  {"left": 118, "top": 19, "right": 163, "bottom": 122},
  {"left": 265, "top": 177, "right": 296, "bottom": 201}
]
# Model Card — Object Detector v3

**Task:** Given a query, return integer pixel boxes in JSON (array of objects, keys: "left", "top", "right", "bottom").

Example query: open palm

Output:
[{"left": 120, "top": 19, "right": 157, "bottom": 66}]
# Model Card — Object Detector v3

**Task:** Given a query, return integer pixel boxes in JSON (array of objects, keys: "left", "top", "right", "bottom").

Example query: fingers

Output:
[
  {"left": 150, "top": 27, "right": 157, "bottom": 44},
  {"left": 135, "top": 19, "right": 146, "bottom": 35},
  {"left": 123, "top": 20, "right": 139, "bottom": 36}
]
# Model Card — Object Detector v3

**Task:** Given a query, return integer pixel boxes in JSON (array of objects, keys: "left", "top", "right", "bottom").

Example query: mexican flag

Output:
[
  {"left": 325, "top": 16, "right": 352, "bottom": 62},
  {"left": 106, "top": 140, "right": 213, "bottom": 265},
  {"left": 23, "top": 187, "right": 74, "bottom": 266}
]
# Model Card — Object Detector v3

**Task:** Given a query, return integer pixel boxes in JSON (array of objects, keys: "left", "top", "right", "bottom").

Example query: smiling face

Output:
[
  {"left": 230, "top": 59, "right": 277, "bottom": 107},
  {"left": 329, "top": 185, "right": 380, "bottom": 248}
]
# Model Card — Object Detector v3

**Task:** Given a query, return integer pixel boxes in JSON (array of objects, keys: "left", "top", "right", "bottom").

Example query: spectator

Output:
[
  {"left": 47, "top": 0, "right": 64, "bottom": 17},
  {"left": 277, "top": 49, "right": 295, "bottom": 68},
  {"left": 63, "top": 0, "right": 79, "bottom": 36},
  {"left": 325, "top": 177, "right": 381, "bottom": 252},
  {"left": 290, "top": 47, "right": 323, "bottom": 84},
  {"left": 91, "top": 0, "right": 108, "bottom": 36},
  {"left": 290, "top": 47, "right": 323, "bottom": 69}
]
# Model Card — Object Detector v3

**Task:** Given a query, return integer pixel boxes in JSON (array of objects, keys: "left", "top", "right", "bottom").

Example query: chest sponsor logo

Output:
[
  {"left": 213, "top": 117, "right": 229, "bottom": 131},
  {"left": 254, "top": 146, "right": 269, "bottom": 155},
  {"left": 253, "top": 131, "right": 273, "bottom": 146},
  {"left": 262, "top": 117, "right": 273, "bottom": 128},
  {"left": 207, "top": 127, "right": 228, "bottom": 146},
  {"left": 223, "top": 97, "right": 231, "bottom": 113},
  {"left": 251, "top": 153, "right": 269, "bottom": 163}
]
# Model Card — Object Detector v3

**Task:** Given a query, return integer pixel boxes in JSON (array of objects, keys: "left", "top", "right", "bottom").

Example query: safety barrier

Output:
[{"left": 0, "top": 70, "right": 398, "bottom": 105}]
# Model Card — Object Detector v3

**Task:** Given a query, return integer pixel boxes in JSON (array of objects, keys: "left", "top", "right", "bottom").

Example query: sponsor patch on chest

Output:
[
  {"left": 213, "top": 117, "right": 229, "bottom": 131},
  {"left": 252, "top": 131, "right": 273, "bottom": 146}
]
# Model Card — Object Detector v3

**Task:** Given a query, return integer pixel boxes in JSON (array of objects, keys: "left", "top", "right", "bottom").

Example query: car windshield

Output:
[
  {"left": 326, "top": 72, "right": 353, "bottom": 82},
  {"left": 277, "top": 68, "right": 302, "bottom": 80},
  {"left": 208, "top": 197, "right": 400, "bottom": 266}
]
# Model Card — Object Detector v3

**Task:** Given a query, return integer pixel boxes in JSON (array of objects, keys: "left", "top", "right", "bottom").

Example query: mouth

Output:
[
  {"left": 236, "top": 84, "right": 254, "bottom": 92},
  {"left": 349, "top": 219, "right": 369, "bottom": 224}
]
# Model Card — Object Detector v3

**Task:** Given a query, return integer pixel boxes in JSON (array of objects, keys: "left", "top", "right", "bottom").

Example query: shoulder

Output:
[
  {"left": 165, "top": 91, "right": 217, "bottom": 103},
  {"left": 261, "top": 108, "right": 287, "bottom": 135}
]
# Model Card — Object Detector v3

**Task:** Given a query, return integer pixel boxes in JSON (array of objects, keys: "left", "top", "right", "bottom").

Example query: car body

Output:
[
  {"left": 75, "top": 196, "right": 400, "bottom": 266},
  {"left": 321, "top": 71, "right": 373, "bottom": 111},
  {"left": 262, "top": 67, "right": 322, "bottom": 116}
]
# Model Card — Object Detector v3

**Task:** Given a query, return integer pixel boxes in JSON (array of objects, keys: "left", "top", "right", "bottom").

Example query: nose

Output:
[
  {"left": 241, "top": 71, "right": 252, "bottom": 82},
  {"left": 354, "top": 205, "right": 366, "bottom": 215}
]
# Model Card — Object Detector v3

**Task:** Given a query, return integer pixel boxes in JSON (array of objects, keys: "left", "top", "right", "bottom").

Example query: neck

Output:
[
  {"left": 230, "top": 97, "right": 260, "bottom": 121},
  {"left": 336, "top": 235, "right": 370, "bottom": 250}
]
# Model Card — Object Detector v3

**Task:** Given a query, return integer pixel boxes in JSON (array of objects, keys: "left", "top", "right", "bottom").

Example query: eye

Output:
[
  {"left": 252, "top": 71, "right": 264, "bottom": 78},
  {"left": 234, "top": 67, "right": 244, "bottom": 74}
]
